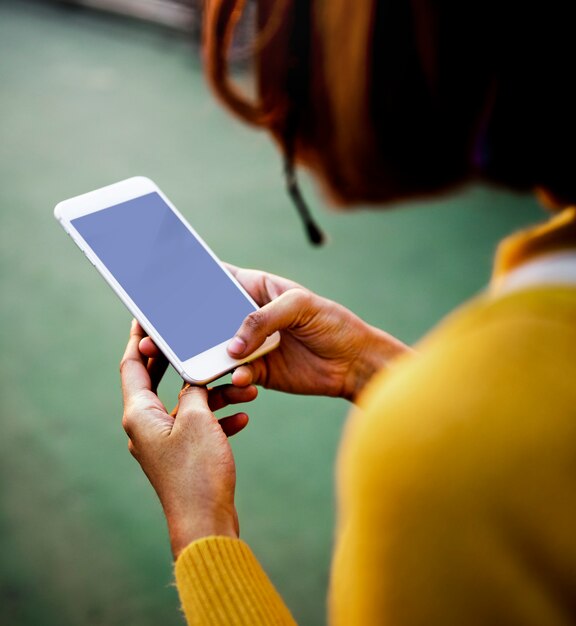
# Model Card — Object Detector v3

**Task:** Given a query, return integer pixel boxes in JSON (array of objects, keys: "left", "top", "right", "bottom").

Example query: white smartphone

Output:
[{"left": 54, "top": 176, "right": 280, "bottom": 385}]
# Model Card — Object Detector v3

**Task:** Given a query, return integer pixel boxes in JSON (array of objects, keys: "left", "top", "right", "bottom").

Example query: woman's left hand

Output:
[{"left": 120, "top": 321, "right": 257, "bottom": 558}]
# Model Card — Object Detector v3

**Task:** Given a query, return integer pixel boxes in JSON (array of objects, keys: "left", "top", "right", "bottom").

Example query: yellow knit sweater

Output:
[{"left": 175, "top": 208, "right": 576, "bottom": 625}]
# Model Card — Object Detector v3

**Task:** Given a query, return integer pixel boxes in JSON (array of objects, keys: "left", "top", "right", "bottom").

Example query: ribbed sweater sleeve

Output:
[{"left": 174, "top": 536, "right": 297, "bottom": 626}]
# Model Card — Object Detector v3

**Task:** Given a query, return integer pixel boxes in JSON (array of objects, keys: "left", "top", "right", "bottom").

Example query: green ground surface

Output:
[{"left": 0, "top": 2, "right": 544, "bottom": 624}]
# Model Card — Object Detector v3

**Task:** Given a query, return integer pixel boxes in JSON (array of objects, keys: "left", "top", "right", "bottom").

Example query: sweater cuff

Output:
[{"left": 174, "top": 536, "right": 297, "bottom": 626}]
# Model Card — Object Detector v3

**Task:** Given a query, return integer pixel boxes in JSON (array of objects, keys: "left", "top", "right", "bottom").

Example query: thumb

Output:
[
  {"left": 173, "top": 385, "right": 215, "bottom": 436},
  {"left": 227, "top": 288, "right": 313, "bottom": 358}
]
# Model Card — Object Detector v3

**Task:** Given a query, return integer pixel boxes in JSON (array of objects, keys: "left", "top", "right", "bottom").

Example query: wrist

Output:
[
  {"left": 165, "top": 505, "right": 239, "bottom": 559},
  {"left": 347, "top": 325, "right": 413, "bottom": 404}
]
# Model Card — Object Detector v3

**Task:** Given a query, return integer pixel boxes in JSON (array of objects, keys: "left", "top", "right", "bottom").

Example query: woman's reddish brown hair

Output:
[{"left": 204, "top": 0, "right": 576, "bottom": 207}]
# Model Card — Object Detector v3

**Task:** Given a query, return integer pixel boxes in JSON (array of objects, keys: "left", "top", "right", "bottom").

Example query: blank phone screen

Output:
[{"left": 71, "top": 191, "right": 256, "bottom": 361}]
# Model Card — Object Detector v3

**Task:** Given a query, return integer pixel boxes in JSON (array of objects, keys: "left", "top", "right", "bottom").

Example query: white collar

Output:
[{"left": 492, "top": 250, "right": 576, "bottom": 296}]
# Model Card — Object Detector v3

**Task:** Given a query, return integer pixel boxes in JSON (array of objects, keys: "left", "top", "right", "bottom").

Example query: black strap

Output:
[{"left": 282, "top": 0, "right": 326, "bottom": 246}]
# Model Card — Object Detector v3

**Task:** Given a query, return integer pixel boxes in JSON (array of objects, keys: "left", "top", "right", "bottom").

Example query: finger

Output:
[
  {"left": 232, "top": 359, "right": 272, "bottom": 388},
  {"left": 137, "top": 332, "right": 167, "bottom": 390},
  {"left": 173, "top": 384, "right": 212, "bottom": 434},
  {"left": 148, "top": 354, "right": 169, "bottom": 394},
  {"left": 230, "top": 364, "right": 255, "bottom": 387},
  {"left": 207, "top": 384, "right": 258, "bottom": 412},
  {"left": 223, "top": 262, "right": 240, "bottom": 277},
  {"left": 139, "top": 336, "right": 162, "bottom": 358},
  {"left": 120, "top": 320, "right": 152, "bottom": 405},
  {"left": 219, "top": 412, "right": 249, "bottom": 438},
  {"left": 224, "top": 264, "right": 301, "bottom": 306},
  {"left": 224, "top": 265, "right": 271, "bottom": 306},
  {"left": 169, "top": 380, "right": 189, "bottom": 417},
  {"left": 227, "top": 288, "right": 313, "bottom": 358}
]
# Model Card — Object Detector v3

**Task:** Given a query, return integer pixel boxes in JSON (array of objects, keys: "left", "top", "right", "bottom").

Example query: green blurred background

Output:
[{"left": 0, "top": 1, "right": 544, "bottom": 624}]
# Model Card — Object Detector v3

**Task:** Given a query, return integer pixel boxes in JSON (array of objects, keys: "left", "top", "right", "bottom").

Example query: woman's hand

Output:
[
  {"left": 120, "top": 321, "right": 257, "bottom": 558},
  {"left": 225, "top": 267, "right": 412, "bottom": 402},
  {"left": 140, "top": 266, "right": 412, "bottom": 403}
]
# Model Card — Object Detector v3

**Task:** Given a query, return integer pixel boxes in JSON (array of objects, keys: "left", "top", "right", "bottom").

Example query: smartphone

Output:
[{"left": 54, "top": 176, "right": 280, "bottom": 384}]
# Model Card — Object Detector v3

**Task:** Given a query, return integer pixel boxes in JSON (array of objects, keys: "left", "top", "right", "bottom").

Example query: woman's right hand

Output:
[
  {"left": 223, "top": 266, "right": 412, "bottom": 403},
  {"left": 140, "top": 266, "right": 412, "bottom": 403}
]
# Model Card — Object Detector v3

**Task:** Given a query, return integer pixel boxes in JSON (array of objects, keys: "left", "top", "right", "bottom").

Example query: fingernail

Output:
[{"left": 228, "top": 336, "right": 246, "bottom": 356}]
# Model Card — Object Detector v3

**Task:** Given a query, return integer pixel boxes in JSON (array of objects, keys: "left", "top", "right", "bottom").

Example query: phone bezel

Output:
[{"left": 54, "top": 176, "right": 280, "bottom": 384}]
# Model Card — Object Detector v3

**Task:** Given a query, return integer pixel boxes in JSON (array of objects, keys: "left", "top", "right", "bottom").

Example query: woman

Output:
[{"left": 120, "top": 0, "right": 576, "bottom": 623}]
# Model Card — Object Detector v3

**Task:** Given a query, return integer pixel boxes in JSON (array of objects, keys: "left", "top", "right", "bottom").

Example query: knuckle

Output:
[
  {"left": 286, "top": 287, "right": 312, "bottom": 307},
  {"left": 122, "top": 412, "right": 133, "bottom": 437},
  {"left": 127, "top": 439, "right": 137, "bottom": 457},
  {"left": 283, "top": 287, "right": 314, "bottom": 320},
  {"left": 244, "top": 310, "right": 264, "bottom": 334}
]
